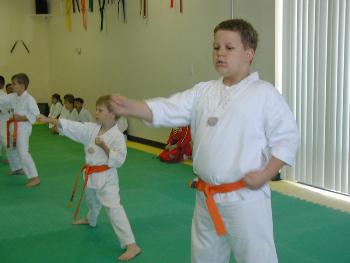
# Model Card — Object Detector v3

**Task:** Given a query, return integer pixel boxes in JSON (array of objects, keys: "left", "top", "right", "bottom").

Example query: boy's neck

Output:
[
  {"left": 101, "top": 120, "right": 116, "bottom": 132},
  {"left": 223, "top": 69, "right": 250, "bottom": 86},
  {"left": 16, "top": 89, "right": 25, "bottom": 96}
]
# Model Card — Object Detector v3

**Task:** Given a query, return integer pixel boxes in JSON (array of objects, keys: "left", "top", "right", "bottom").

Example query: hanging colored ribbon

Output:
[
  {"left": 140, "top": 0, "right": 147, "bottom": 18},
  {"left": 81, "top": 0, "right": 87, "bottom": 30},
  {"left": 72, "top": 0, "right": 80, "bottom": 13},
  {"left": 170, "top": 0, "right": 183, "bottom": 13},
  {"left": 118, "top": 0, "right": 126, "bottom": 23},
  {"left": 98, "top": 0, "right": 106, "bottom": 31},
  {"left": 66, "top": 0, "right": 72, "bottom": 32},
  {"left": 89, "top": 0, "right": 93, "bottom": 12}
]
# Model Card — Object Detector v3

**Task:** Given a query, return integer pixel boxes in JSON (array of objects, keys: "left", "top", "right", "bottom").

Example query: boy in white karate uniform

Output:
[
  {"left": 59, "top": 95, "right": 79, "bottom": 121},
  {"left": 109, "top": 19, "right": 299, "bottom": 263},
  {"left": 74, "top": 97, "right": 94, "bottom": 122},
  {"left": 38, "top": 95, "right": 141, "bottom": 262},
  {"left": 0, "top": 73, "right": 40, "bottom": 187},
  {"left": 0, "top": 76, "right": 9, "bottom": 160},
  {"left": 48, "top": 93, "right": 63, "bottom": 131}
]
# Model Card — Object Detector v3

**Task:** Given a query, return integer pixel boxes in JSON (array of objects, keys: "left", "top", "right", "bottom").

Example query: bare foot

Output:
[
  {"left": 25, "top": 177, "right": 40, "bottom": 187},
  {"left": 118, "top": 244, "right": 141, "bottom": 261},
  {"left": 73, "top": 218, "right": 89, "bottom": 225},
  {"left": 8, "top": 169, "right": 24, "bottom": 175}
]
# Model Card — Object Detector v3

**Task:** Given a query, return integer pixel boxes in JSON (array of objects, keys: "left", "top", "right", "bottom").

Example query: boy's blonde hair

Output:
[
  {"left": 214, "top": 19, "right": 258, "bottom": 52},
  {"left": 96, "top": 95, "right": 118, "bottom": 119}
]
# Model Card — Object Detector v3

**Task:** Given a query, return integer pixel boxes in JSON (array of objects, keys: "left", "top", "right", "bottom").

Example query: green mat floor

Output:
[{"left": 0, "top": 125, "right": 350, "bottom": 263}]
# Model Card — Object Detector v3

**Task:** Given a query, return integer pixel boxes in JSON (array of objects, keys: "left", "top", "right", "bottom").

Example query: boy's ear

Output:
[{"left": 246, "top": 48, "right": 255, "bottom": 62}]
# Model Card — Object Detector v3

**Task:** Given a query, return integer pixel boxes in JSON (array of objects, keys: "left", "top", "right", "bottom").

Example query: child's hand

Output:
[
  {"left": 37, "top": 114, "right": 49, "bottom": 123},
  {"left": 95, "top": 137, "right": 105, "bottom": 147},
  {"left": 109, "top": 94, "right": 130, "bottom": 116},
  {"left": 242, "top": 170, "right": 267, "bottom": 189}
]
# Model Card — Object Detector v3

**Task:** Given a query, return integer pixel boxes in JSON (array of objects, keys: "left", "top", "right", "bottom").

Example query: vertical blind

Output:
[{"left": 280, "top": 0, "right": 350, "bottom": 195}]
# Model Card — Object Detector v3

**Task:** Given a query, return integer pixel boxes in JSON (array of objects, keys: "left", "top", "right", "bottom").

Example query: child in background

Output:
[
  {"left": 0, "top": 73, "right": 41, "bottom": 187},
  {"left": 59, "top": 95, "right": 79, "bottom": 121},
  {"left": 108, "top": 19, "right": 299, "bottom": 263},
  {"left": 74, "top": 97, "right": 94, "bottom": 122},
  {"left": 48, "top": 93, "right": 63, "bottom": 132},
  {"left": 5, "top": 83, "right": 13, "bottom": 94},
  {"left": 38, "top": 95, "right": 141, "bottom": 261},
  {"left": 0, "top": 76, "right": 9, "bottom": 160},
  {"left": 159, "top": 126, "right": 192, "bottom": 163}
]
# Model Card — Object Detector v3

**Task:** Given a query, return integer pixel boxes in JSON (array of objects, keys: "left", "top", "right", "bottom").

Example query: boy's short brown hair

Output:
[
  {"left": 96, "top": 96, "right": 117, "bottom": 118},
  {"left": 11, "top": 73, "right": 30, "bottom": 89},
  {"left": 214, "top": 19, "right": 258, "bottom": 52}
]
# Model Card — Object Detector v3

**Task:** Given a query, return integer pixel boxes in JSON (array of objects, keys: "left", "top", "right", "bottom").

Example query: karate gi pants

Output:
[
  {"left": 85, "top": 186, "right": 135, "bottom": 248},
  {"left": 191, "top": 193, "right": 278, "bottom": 263},
  {"left": 7, "top": 126, "right": 38, "bottom": 178}
]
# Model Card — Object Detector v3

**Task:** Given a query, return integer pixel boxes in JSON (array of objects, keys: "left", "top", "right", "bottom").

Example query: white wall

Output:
[
  {"left": 0, "top": 0, "right": 275, "bottom": 143},
  {"left": 0, "top": 0, "right": 51, "bottom": 102},
  {"left": 233, "top": 0, "right": 275, "bottom": 84},
  {"left": 47, "top": 0, "right": 234, "bottom": 142}
]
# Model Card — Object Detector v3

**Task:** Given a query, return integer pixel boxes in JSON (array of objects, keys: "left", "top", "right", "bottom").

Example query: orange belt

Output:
[
  {"left": 68, "top": 164, "right": 110, "bottom": 222},
  {"left": 189, "top": 177, "right": 246, "bottom": 236},
  {"left": 6, "top": 118, "right": 27, "bottom": 148}
]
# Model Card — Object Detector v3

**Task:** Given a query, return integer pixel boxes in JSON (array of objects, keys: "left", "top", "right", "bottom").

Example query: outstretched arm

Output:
[
  {"left": 37, "top": 115, "right": 62, "bottom": 128},
  {"left": 109, "top": 95, "right": 153, "bottom": 122}
]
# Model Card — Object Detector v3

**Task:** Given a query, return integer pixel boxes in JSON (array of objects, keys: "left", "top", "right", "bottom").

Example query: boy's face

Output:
[
  {"left": 212, "top": 30, "right": 254, "bottom": 81},
  {"left": 95, "top": 104, "right": 116, "bottom": 124},
  {"left": 11, "top": 80, "right": 25, "bottom": 95},
  {"left": 74, "top": 101, "right": 83, "bottom": 111},
  {"left": 64, "top": 101, "right": 74, "bottom": 110}
]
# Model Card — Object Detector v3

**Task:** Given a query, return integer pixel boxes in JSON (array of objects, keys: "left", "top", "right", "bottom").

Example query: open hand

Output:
[
  {"left": 109, "top": 94, "right": 131, "bottom": 116},
  {"left": 37, "top": 114, "right": 49, "bottom": 123}
]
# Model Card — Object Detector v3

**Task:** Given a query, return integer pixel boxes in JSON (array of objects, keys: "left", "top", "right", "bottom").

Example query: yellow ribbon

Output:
[{"left": 66, "top": 0, "right": 72, "bottom": 32}]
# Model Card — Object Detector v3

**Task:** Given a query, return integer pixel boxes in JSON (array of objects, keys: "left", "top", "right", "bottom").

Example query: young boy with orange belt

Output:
[
  {"left": 108, "top": 19, "right": 299, "bottom": 263},
  {"left": 0, "top": 73, "right": 40, "bottom": 187}
]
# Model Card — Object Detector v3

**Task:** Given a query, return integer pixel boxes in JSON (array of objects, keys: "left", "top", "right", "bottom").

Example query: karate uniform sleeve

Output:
[
  {"left": 48, "top": 105, "right": 54, "bottom": 117},
  {"left": 86, "top": 110, "right": 94, "bottom": 122},
  {"left": 0, "top": 94, "right": 12, "bottom": 112},
  {"left": 107, "top": 131, "right": 127, "bottom": 168},
  {"left": 80, "top": 109, "right": 94, "bottom": 122},
  {"left": 71, "top": 109, "right": 79, "bottom": 121},
  {"left": 59, "top": 119, "right": 94, "bottom": 145},
  {"left": 264, "top": 89, "right": 300, "bottom": 166},
  {"left": 49, "top": 103, "right": 62, "bottom": 118},
  {"left": 25, "top": 96, "right": 40, "bottom": 124},
  {"left": 116, "top": 117, "right": 128, "bottom": 133},
  {"left": 145, "top": 86, "right": 199, "bottom": 128},
  {"left": 59, "top": 108, "right": 67, "bottom": 119}
]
